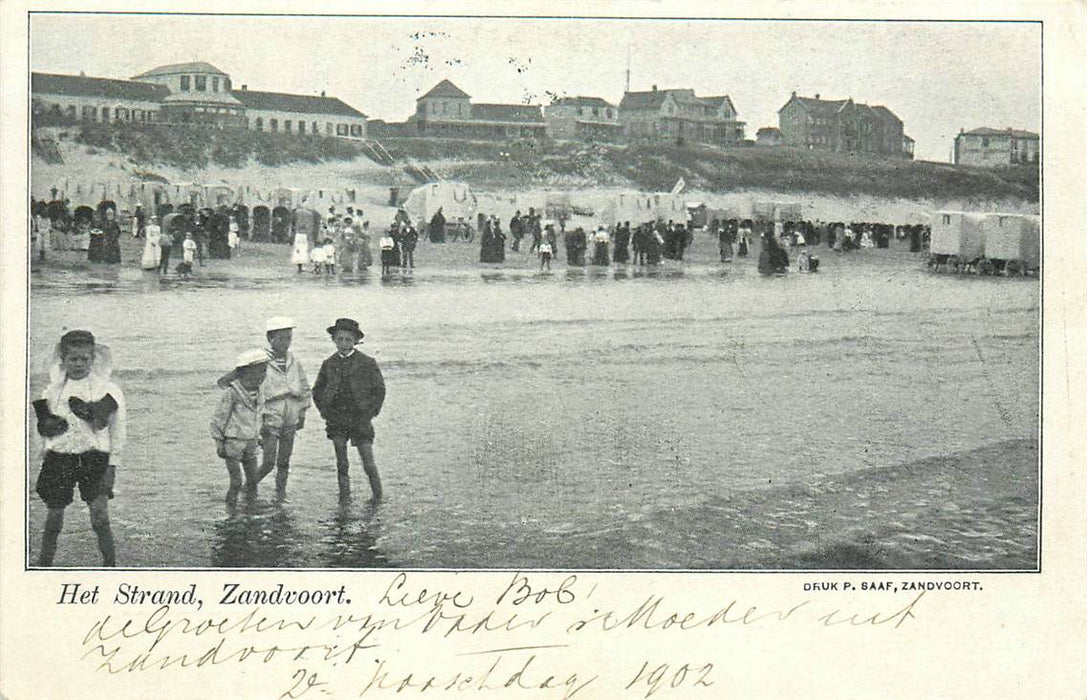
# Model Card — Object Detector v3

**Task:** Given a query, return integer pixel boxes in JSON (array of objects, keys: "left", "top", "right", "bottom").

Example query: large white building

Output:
[{"left": 31, "top": 61, "right": 367, "bottom": 138}]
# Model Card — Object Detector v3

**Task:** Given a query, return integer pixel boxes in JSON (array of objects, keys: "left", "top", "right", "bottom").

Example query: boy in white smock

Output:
[{"left": 32, "top": 330, "right": 126, "bottom": 566}]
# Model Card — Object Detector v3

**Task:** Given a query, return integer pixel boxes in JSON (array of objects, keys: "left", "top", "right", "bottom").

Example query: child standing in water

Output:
[
  {"left": 33, "top": 330, "right": 125, "bottom": 566},
  {"left": 257, "top": 318, "right": 311, "bottom": 495},
  {"left": 211, "top": 349, "right": 268, "bottom": 505},
  {"left": 312, "top": 318, "right": 385, "bottom": 501}
]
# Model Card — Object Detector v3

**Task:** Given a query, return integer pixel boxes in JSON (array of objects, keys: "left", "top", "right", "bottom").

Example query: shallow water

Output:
[{"left": 25, "top": 247, "right": 1040, "bottom": 569}]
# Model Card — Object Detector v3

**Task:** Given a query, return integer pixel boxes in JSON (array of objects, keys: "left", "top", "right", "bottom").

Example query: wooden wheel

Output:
[
  {"left": 1004, "top": 259, "right": 1024, "bottom": 276},
  {"left": 977, "top": 258, "right": 996, "bottom": 276},
  {"left": 947, "top": 255, "right": 961, "bottom": 273}
]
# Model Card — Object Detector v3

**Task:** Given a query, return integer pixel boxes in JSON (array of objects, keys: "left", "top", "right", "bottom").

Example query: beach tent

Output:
[
  {"left": 403, "top": 181, "right": 478, "bottom": 230},
  {"left": 271, "top": 206, "right": 292, "bottom": 243},
  {"left": 251, "top": 206, "right": 271, "bottom": 241}
]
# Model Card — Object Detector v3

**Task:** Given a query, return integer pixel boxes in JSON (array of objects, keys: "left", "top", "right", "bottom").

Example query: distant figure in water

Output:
[
  {"left": 312, "top": 318, "right": 385, "bottom": 501},
  {"left": 211, "top": 349, "right": 268, "bottom": 506},
  {"left": 758, "top": 233, "right": 789, "bottom": 275}
]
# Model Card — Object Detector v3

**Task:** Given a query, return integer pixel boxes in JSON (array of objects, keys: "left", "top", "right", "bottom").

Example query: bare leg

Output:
[
  {"left": 88, "top": 495, "right": 116, "bottom": 567},
  {"left": 256, "top": 430, "right": 279, "bottom": 484},
  {"left": 225, "top": 457, "right": 243, "bottom": 506},
  {"left": 39, "top": 508, "right": 65, "bottom": 566},
  {"left": 242, "top": 451, "right": 259, "bottom": 497},
  {"left": 332, "top": 435, "right": 351, "bottom": 500},
  {"left": 357, "top": 442, "right": 382, "bottom": 501},
  {"left": 274, "top": 432, "right": 295, "bottom": 494}
]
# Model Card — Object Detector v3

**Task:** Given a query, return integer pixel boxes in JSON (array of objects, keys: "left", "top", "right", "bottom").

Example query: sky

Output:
[{"left": 29, "top": 13, "right": 1041, "bottom": 162}]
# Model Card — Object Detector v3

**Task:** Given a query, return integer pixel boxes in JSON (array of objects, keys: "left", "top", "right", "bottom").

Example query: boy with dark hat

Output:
[{"left": 312, "top": 318, "right": 385, "bottom": 500}]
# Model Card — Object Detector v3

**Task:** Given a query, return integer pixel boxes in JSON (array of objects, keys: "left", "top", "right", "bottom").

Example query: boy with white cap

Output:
[
  {"left": 256, "top": 317, "right": 311, "bottom": 494},
  {"left": 211, "top": 349, "right": 268, "bottom": 505}
]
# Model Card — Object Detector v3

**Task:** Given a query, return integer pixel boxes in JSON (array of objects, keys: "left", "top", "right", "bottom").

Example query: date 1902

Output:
[{"left": 626, "top": 661, "right": 715, "bottom": 698}]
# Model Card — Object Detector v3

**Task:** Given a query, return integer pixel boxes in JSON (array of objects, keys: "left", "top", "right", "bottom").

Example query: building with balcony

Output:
[{"left": 618, "top": 86, "right": 745, "bottom": 145}]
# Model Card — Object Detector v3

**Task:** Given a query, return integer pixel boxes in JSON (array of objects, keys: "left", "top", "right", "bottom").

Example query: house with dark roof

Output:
[
  {"left": 233, "top": 88, "right": 367, "bottom": 137},
  {"left": 409, "top": 79, "right": 546, "bottom": 140},
  {"left": 544, "top": 96, "right": 622, "bottom": 141},
  {"left": 32, "top": 62, "right": 368, "bottom": 138},
  {"left": 777, "top": 92, "right": 912, "bottom": 158},
  {"left": 953, "top": 127, "right": 1038, "bottom": 167},
  {"left": 618, "top": 85, "right": 745, "bottom": 145},
  {"left": 32, "top": 72, "right": 170, "bottom": 124}
]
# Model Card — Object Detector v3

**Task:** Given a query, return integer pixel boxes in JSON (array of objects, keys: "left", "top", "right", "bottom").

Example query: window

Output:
[
  {"left": 982, "top": 137, "right": 990, "bottom": 147},
  {"left": 942, "top": 214, "right": 951, "bottom": 225},
  {"left": 270, "top": 118, "right": 278, "bottom": 132},
  {"left": 350, "top": 124, "right": 363, "bottom": 137},
  {"left": 312, "top": 121, "right": 318, "bottom": 133},
  {"left": 224, "top": 78, "right": 231, "bottom": 91},
  {"left": 213, "top": 77, "right": 219, "bottom": 92},
  {"left": 195, "top": 75, "right": 207, "bottom": 91},
  {"left": 255, "top": 117, "right": 263, "bottom": 130},
  {"left": 298, "top": 121, "right": 305, "bottom": 134},
  {"left": 285, "top": 120, "right": 292, "bottom": 132},
  {"left": 101, "top": 107, "right": 109, "bottom": 120},
  {"left": 336, "top": 123, "right": 348, "bottom": 136},
  {"left": 82, "top": 106, "right": 96, "bottom": 120},
  {"left": 180, "top": 75, "right": 190, "bottom": 91}
]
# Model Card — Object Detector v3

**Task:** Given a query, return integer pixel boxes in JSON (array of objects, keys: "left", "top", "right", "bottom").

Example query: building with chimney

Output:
[
  {"left": 777, "top": 92, "right": 912, "bottom": 158},
  {"left": 953, "top": 127, "right": 1039, "bottom": 167},
  {"left": 31, "top": 62, "right": 367, "bottom": 138},
  {"left": 408, "top": 79, "right": 546, "bottom": 140},
  {"left": 618, "top": 85, "right": 745, "bottom": 145}
]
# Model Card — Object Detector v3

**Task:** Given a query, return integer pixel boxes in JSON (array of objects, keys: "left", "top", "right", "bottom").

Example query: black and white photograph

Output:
[{"left": 23, "top": 11, "right": 1042, "bottom": 573}]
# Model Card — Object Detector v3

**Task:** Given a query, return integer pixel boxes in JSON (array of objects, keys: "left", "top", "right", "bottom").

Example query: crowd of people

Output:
[{"left": 31, "top": 195, "right": 932, "bottom": 280}]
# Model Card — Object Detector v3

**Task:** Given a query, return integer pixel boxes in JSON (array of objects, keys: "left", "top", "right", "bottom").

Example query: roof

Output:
[
  {"left": 703, "top": 95, "right": 738, "bottom": 115},
  {"left": 162, "top": 91, "right": 243, "bottom": 106},
  {"left": 470, "top": 103, "right": 544, "bottom": 124},
  {"left": 960, "top": 127, "right": 1039, "bottom": 139},
  {"left": 871, "top": 105, "right": 902, "bottom": 124},
  {"left": 779, "top": 94, "right": 848, "bottom": 115},
  {"left": 552, "top": 96, "right": 615, "bottom": 108},
  {"left": 419, "top": 79, "right": 470, "bottom": 100},
  {"left": 619, "top": 90, "right": 670, "bottom": 110},
  {"left": 232, "top": 89, "right": 367, "bottom": 118},
  {"left": 132, "top": 62, "right": 228, "bottom": 78},
  {"left": 32, "top": 72, "right": 169, "bottom": 102}
]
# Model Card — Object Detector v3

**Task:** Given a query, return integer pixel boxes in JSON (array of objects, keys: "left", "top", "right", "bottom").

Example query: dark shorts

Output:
[
  {"left": 36, "top": 450, "right": 109, "bottom": 508},
  {"left": 326, "top": 418, "right": 375, "bottom": 446}
]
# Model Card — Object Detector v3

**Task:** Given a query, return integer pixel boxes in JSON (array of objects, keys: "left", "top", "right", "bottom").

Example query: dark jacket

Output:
[{"left": 312, "top": 351, "right": 385, "bottom": 421}]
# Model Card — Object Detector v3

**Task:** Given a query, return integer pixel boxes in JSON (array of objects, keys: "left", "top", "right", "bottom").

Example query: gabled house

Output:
[
  {"left": 777, "top": 92, "right": 911, "bottom": 158},
  {"left": 618, "top": 85, "right": 745, "bottom": 145},
  {"left": 410, "top": 79, "right": 546, "bottom": 140}
]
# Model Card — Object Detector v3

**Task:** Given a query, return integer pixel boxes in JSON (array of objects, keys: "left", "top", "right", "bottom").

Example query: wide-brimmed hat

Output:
[
  {"left": 265, "top": 316, "right": 295, "bottom": 333},
  {"left": 217, "top": 348, "right": 270, "bottom": 387},
  {"left": 326, "top": 318, "right": 364, "bottom": 341}
]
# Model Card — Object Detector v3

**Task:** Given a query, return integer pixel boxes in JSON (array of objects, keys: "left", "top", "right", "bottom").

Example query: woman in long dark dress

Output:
[
  {"left": 101, "top": 209, "right": 122, "bottom": 264},
  {"left": 613, "top": 223, "right": 630, "bottom": 264}
]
